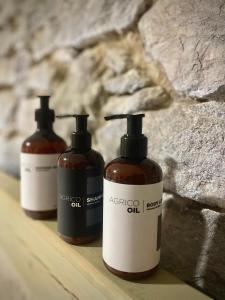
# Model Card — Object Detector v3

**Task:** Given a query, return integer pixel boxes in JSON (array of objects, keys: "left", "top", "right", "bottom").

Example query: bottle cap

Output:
[
  {"left": 35, "top": 95, "right": 55, "bottom": 127},
  {"left": 56, "top": 114, "right": 91, "bottom": 151},
  {"left": 105, "top": 114, "right": 147, "bottom": 160}
]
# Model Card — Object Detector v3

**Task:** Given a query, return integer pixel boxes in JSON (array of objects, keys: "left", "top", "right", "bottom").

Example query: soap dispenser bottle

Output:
[
  {"left": 57, "top": 114, "right": 104, "bottom": 245},
  {"left": 103, "top": 114, "right": 163, "bottom": 280},
  {"left": 21, "top": 95, "right": 67, "bottom": 219}
]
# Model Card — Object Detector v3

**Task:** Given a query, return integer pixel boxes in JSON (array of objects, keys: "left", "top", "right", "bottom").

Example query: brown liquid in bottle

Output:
[
  {"left": 103, "top": 114, "right": 163, "bottom": 280},
  {"left": 104, "top": 157, "right": 162, "bottom": 280},
  {"left": 21, "top": 129, "right": 67, "bottom": 219},
  {"left": 21, "top": 95, "right": 67, "bottom": 219},
  {"left": 58, "top": 149, "right": 104, "bottom": 244}
]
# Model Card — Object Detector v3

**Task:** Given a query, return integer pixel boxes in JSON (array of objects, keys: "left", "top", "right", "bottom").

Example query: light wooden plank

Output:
[{"left": 0, "top": 172, "right": 211, "bottom": 300}]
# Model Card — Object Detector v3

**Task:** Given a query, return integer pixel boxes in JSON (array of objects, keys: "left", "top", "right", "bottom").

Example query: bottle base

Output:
[
  {"left": 103, "top": 260, "right": 159, "bottom": 280},
  {"left": 59, "top": 233, "right": 100, "bottom": 245},
  {"left": 23, "top": 208, "right": 57, "bottom": 220}
]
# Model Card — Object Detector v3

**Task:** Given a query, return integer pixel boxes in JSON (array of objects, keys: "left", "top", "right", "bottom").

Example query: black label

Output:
[{"left": 57, "top": 167, "right": 103, "bottom": 237}]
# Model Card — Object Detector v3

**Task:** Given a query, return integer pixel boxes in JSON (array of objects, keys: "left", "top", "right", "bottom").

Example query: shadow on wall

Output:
[
  {"left": 203, "top": 211, "right": 225, "bottom": 299},
  {"left": 162, "top": 157, "right": 225, "bottom": 300}
]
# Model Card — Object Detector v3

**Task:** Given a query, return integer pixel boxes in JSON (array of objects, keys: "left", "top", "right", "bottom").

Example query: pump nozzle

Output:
[
  {"left": 105, "top": 114, "right": 145, "bottom": 135},
  {"left": 35, "top": 95, "right": 55, "bottom": 128},
  {"left": 56, "top": 114, "right": 91, "bottom": 151},
  {"left": 104, "top": 113, "right": 147, "bottom": 160}
]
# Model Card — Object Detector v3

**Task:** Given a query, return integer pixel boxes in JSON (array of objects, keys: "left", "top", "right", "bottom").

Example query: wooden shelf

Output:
[{"left": 0, "top": 172, "right": 211, "bottom": 300}]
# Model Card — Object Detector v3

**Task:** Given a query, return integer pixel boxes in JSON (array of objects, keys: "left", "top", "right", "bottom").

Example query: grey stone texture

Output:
[
  {"left": 102, "top": 86, "right": 170, "bottom": 115},
  {"left": 139, "top": 0, "right": 225, "bottom": 100},
  {"left": 103, "top": 69, "right": 151, "bottom": 95},
  {"left": 162, "top": 193, "right": 225, "bottom": 300},
  {"left": 0, "top": 0, "right": 149, "bottom": 61},
  {"left": 0, "top": 0, "right": 150, "bottom": 60},
  {"left": 97, "top": 101, "right": 225, "bottom": 209},
  {"left": 0, "top": 133, "right": 23, "bottom": 176},
  {"left": 104, "top": 47, "right": 131, "bottom": 75},
  {"left": 0, "top": 90, "right": 17, "bottom": 130},
  {"left": 33, "top": 0, "right": 149, "bottom": 59}
]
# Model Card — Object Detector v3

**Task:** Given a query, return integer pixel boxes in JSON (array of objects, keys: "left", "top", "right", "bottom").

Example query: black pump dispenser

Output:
[
  {"left": 105, "top": 114, "right": 147, "bottom": 160},
  {"left": 35, "top": 95, "right": 55, "bottom": 128},
  {"left": 57, "top": 114, "right": 91, "bottom": 151}
]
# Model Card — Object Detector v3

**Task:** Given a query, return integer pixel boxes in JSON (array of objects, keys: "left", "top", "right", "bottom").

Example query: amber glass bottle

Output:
[
  {"left": 57, "top": 114, "right": 104, "bottom": 245},
  {"left": 103, "top": 114, "right": 163, "bottom": 280},
  {"left": 21, "top": 96, "right": 67, "bottom": 219}
]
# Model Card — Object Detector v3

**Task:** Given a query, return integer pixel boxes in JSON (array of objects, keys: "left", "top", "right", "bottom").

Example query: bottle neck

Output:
[
  {"left": 37, "top": 122, "right": 54, "bottom": 132},
  {"left": 120, "top": 156, "right": 146, "bottom": 163},
  {"left": 71, "top": 131, "right": 91, "bottom": 152},
  {"left": 120, "top": 134, "right": 147, "bottom": 160}
]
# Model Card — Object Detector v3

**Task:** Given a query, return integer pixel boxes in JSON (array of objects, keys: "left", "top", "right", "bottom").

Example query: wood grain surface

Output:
[{"left": 0, "top": 172, "right": 211, "bottom": 300}]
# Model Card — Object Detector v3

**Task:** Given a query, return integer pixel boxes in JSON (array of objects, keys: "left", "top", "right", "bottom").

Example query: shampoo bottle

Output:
[
  {"left": 57, "top": 114, "right": 104, "bottom": 244},
  {"left": 103, "top": 114, "right": 163, "bottom": 280},
  {"left": 21, "top": 95, "right": 67, "bottom": 219}
]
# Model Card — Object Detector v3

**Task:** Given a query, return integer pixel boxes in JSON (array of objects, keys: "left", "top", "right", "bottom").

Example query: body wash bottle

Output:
[
  {"left": 103, "top": 114, "right": 163, "bottom": 280},
  {"left": 21, "top": 95, "right": 67, "bottom": 219},
  {"left": 57, "top": 114, "right": 104, "bottom": 245}
]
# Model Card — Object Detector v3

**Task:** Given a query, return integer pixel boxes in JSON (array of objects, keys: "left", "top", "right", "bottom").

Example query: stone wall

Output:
[{"left": 0, "top": 0, "right": 225, "bottom": 298}]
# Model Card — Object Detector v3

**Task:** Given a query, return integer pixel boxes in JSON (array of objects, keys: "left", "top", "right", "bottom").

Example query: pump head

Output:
[
  {"left": 56, "top": 114, "right": 91, "bottom": 151},
  {"left": 35, "top": 95, "right": 55, "bottom": 128},
  {"left": 105, "top": 114, "right": 147, "bottom": 160}
]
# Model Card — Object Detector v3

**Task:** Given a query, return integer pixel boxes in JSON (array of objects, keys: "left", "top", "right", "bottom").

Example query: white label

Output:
[
  {"left": 103, "top": 179, "right": 163, "bottom": 273},
  {"left": 20, "top": 153, "right": 59, "bottom": 211}
]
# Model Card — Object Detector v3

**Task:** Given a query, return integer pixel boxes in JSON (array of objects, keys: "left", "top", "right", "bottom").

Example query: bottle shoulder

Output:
[
  {"left": 58, "top": 148, "right": 104, "bottom": 171},
  {"left": 104, "top": 157, "right": 162, "bottom": 185},
  {"left": 21, "top": 131, "right": 67, "bottom": 154}
]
